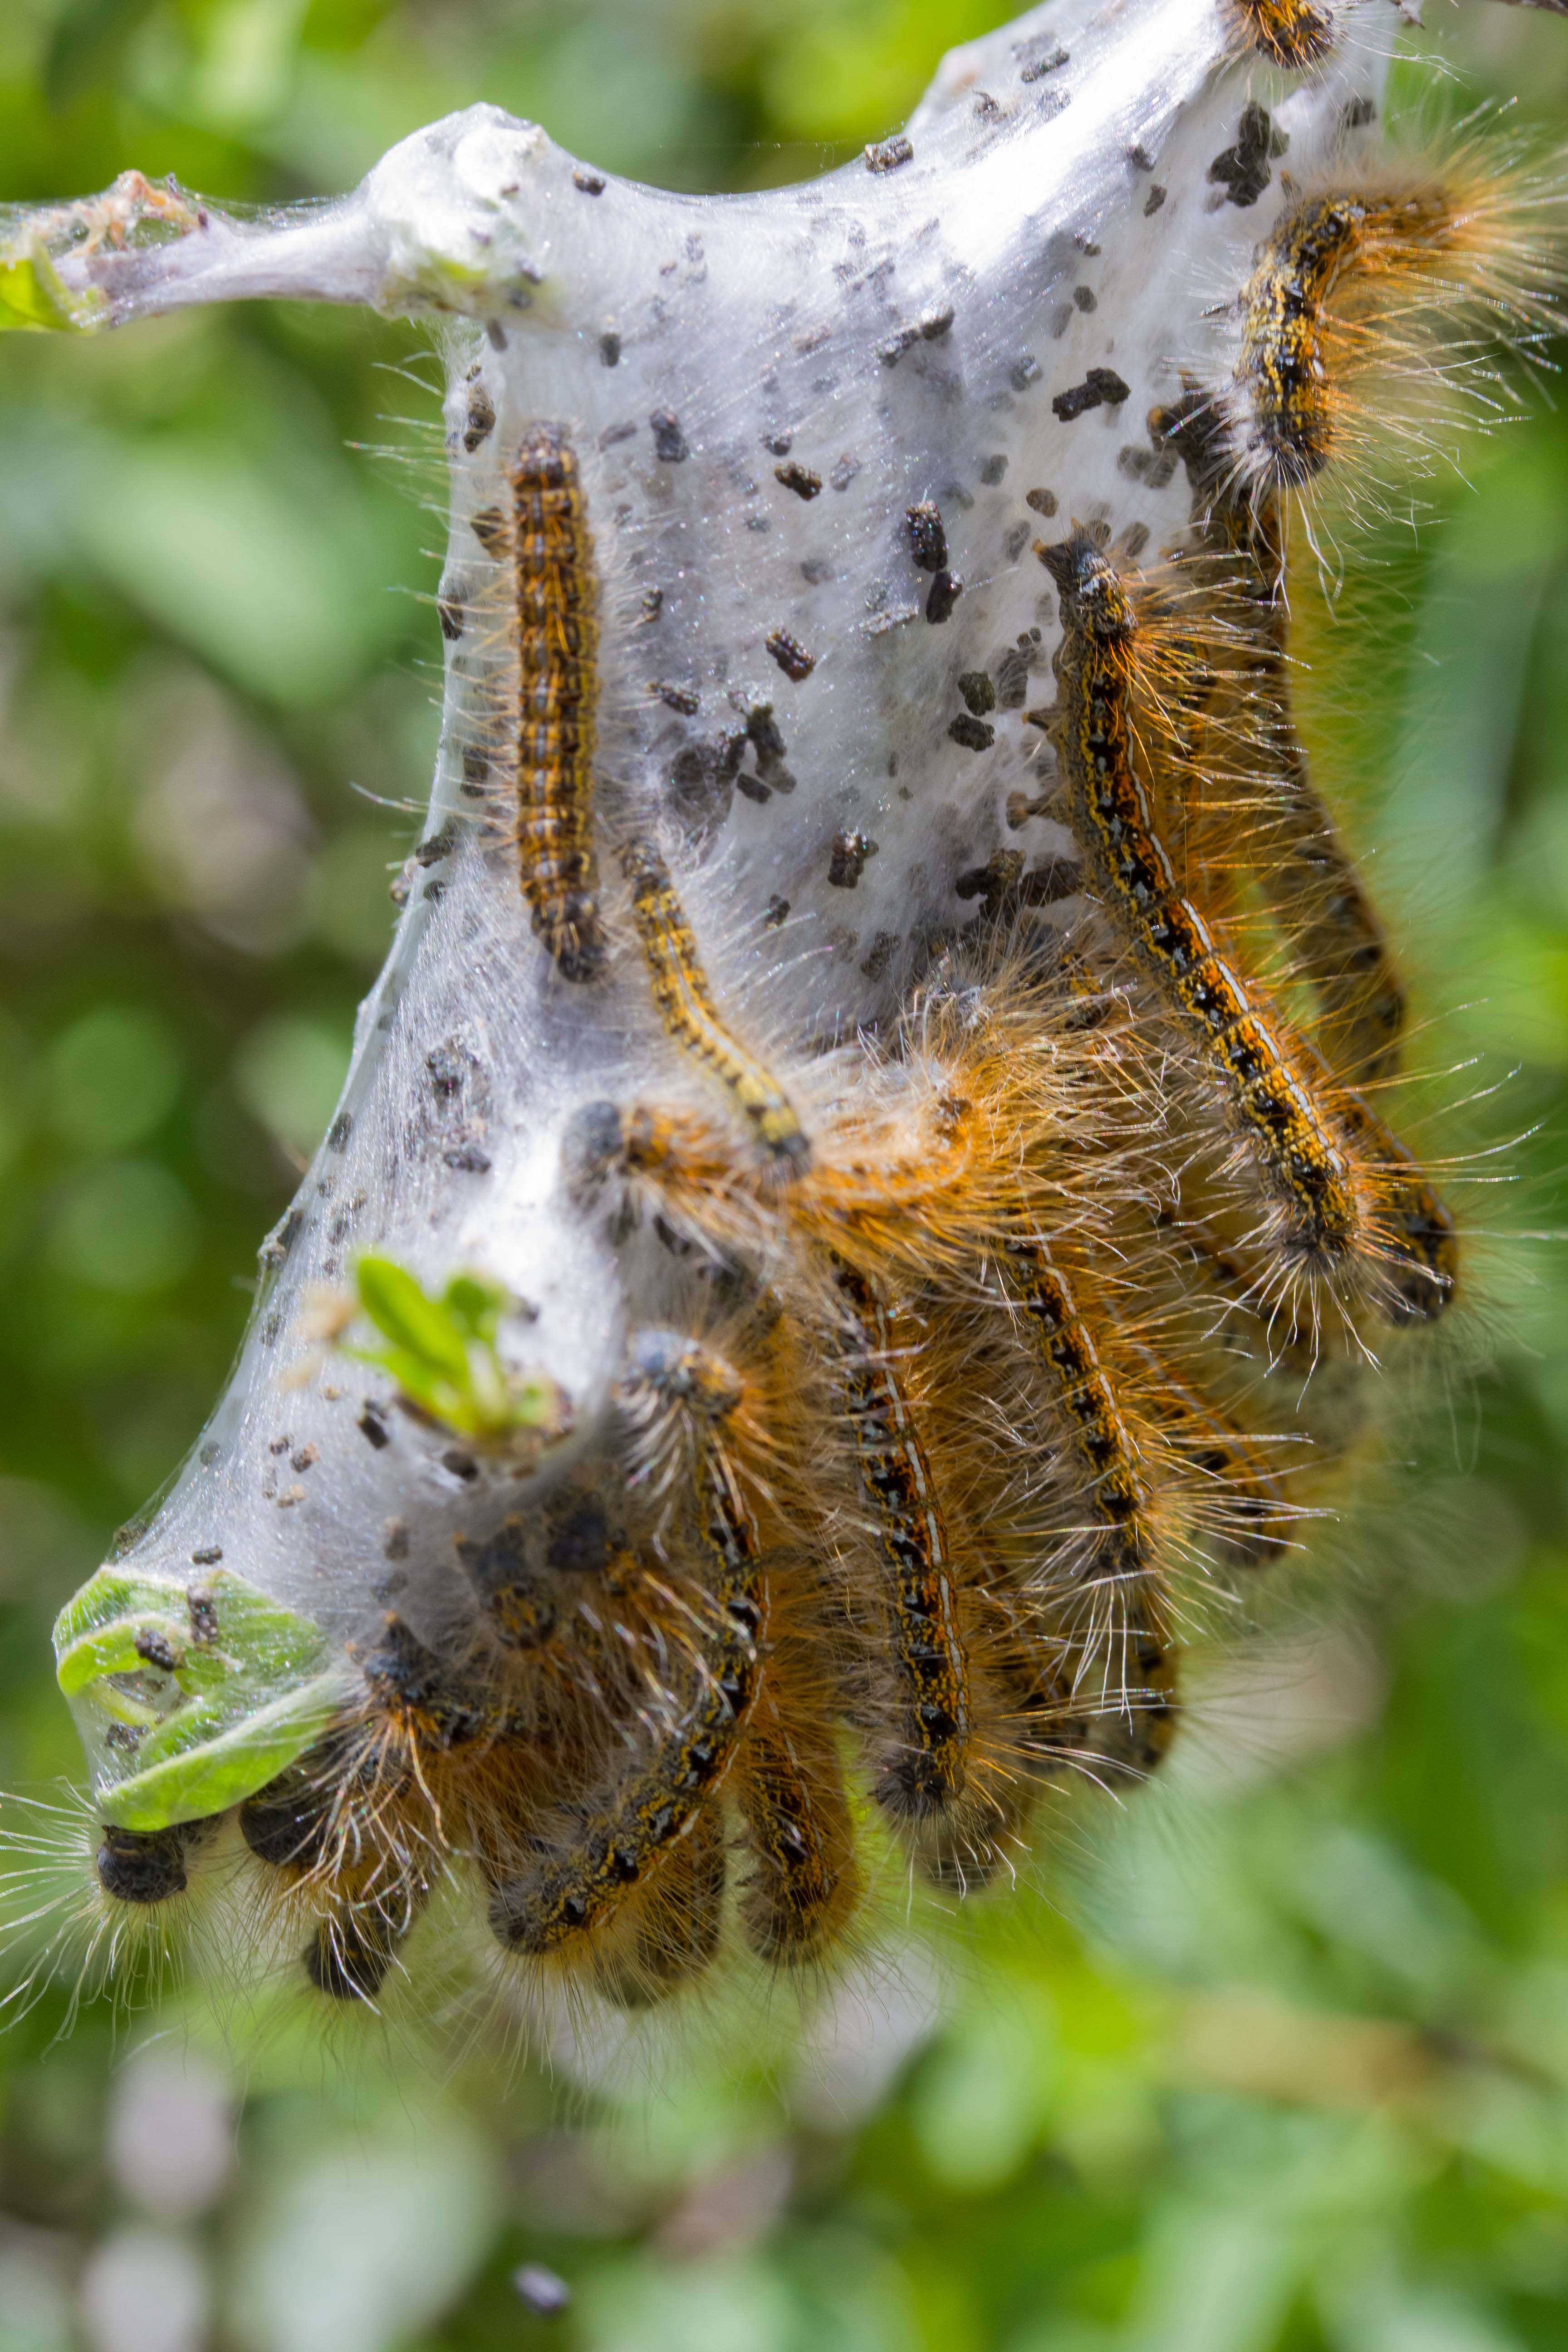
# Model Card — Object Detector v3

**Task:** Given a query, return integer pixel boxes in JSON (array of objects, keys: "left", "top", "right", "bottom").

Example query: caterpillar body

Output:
[
  {"left": 735, "top": 1702, "right": 860, "bottom": 1966},
  {"left": 1237, "top": 190, "right": 1468, "bottom": 495},
  {"left": 1149, "top": 389, "right": 1407, "bottom": 1081},
  {"left": 622, "top": 837, "right": 811, "bottom": 1174},
  {"left": 485, "top": 1573, "right": 764, "bottom": 1961},
  {"left": 1229, "top": 0, "right": 1335, "bottom": 70},
  {"left": 509, "top": 422, "right": 609, "bottom": 984},
  {"left": 1036, "top": 529, "right": 1366, "bottom": 1284},
  {"left": 832, "top": 1263, "right": 975, "bottom": 1824}
]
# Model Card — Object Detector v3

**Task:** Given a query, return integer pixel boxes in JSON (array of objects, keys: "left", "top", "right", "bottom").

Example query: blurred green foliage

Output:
[{"left": 3, "top": 3, "right": 1568, "bottom": 2349}]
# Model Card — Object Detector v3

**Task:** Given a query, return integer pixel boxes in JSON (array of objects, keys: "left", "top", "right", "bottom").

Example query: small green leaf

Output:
[
  {"left": 54, "top": 1567, "right": 185, "bottom": 1657},
  {"left": 443, "top": 1273, "right": 509, "bottom": 1344},
  {"left": 186, "top": 1569, "right": 329, "bottom": 1683},
  {"left": 55, "top": 1562, "right": 337, "bottom": 1828},
  {"left": 343, "top": 1255, "right": 560, "bottom": 1446},
  {"left": 0, "top": 250, "right": 98, "bottom": 334},
  {"left": 355, "top": 1255, "right": 470, "bottom": 1382},
  {"left": 101, "top": 1673, "right": 345, "bottom": 1831},
  {"left": 55, "top": 1612, "right": 188, "bottom": 1695},
  {"left": 54, "top": 1564, "right": 328, "bottom": 1697}
]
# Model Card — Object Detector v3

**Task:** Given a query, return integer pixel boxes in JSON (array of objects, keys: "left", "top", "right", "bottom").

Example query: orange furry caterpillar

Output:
[
  {"left": 1000, "top": 1227, "right": 1289, "bottom": 1592},
  {"left": 1035, "top": 528, "right": 1367, "bottom": 1283},
  {"left": 831, "top": 1262, "right": 974, "bottom": 1823},
  {"left": 1000, "top": 1230, "right": 1153, "bottom": 1585},
  {"left": 1230, "top": 162, "right": 1566, "bottom": 500},
  {"left": 235, "top": 1650, "right": 459, "bottom": 2001},
  {"left": 486, "top": 1331, "right": 769, "bottom": 1970},
  {"left": 734, "top": 1696, "right": 860, "bottom": 1966},
  {"left": 506, "top": 422, "right": 608, "bottom": 983},
  {"left": 1297, "top": 1035, "right": 1460, "bottom": 1326},
  {"left": 1034, "top": 528, "right": 1458, "bottom": 1325},
  {"left": 1150, "top": 388, "right": 1406, "bottom": 1079},
  {"left": 587, "top": 1802, "right": 726, "bottom": 2010},
  {"left": 617, "top": 1324, "right": 862, "bottom": 1971},
  {"left": 559, "top": 936, "right": 1144, "bottom": 1301},
  {"left": 1227, "top": 0, "right": 1334, "bottom": 69}
]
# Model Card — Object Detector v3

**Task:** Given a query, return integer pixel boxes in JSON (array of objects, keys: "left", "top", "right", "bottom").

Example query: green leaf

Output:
[
  {"left": 54, "top": 1563, "right": 337, "bottom": 1827},
  {"left": 53, "top": 1566, "right": 185, "bottom": 1656},
  {"left": 185, "top": 1568, "right": 330, "bottom": 1684},
  {"left": 442, "top": 1273, "right": 509, "bottom": 1344},
  {"left": 54, "top": 1612, "right": 188, "bottom": 1695},
  {"left": 54, "top": 1564, "right": 328, "bottom": 1697},
  {"left": 101, "top": 1673, "right": 345, "bottom": 1831},
  {"left": 343, "top": 1256, "right": 559, "bottom": 1445},
  {"left": 0, "top": 252, "right": 83, "bottom": 333},
  {"left": 354, "top": 1255, "right": 470, "bottom": 1382}
]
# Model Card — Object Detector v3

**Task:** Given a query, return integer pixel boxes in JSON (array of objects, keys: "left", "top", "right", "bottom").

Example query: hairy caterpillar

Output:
[
  {"left": 1036, "top": 529, "right": 1366, "bottom": 1279},
  {"left": 586, "top": 1800, "right": 727, "bottom": 2010},
  {"left": 507, "top": 422, "right": 609, "bottom": 983},
  {"left": 1230, "top": 170, "right": 1563, "bottom": 502},
  {"left": 1035, "top": 527, "right": 1460, "bottom": 1327},
  {"left": 1228, "top": 0, "right": 1335, "bottom": 70},
  {"left": 734, "top": 1696, "right": 860, "bottom": 1967},
  {"left": 487, "top": 1331, "right": 767, "bottom": 1970},
  {"left": 1148, "top": 389, "right": 1407, "bottom": 1082},
  {"left": 621, "top": 838, "right": 811, "bottom": 1174},
  {"left": 999, "top": 1231, "right": 1156, "bottom": 1588},
  {"left": 830, "top": 1264, "right": 974, "bottom": 1823}
]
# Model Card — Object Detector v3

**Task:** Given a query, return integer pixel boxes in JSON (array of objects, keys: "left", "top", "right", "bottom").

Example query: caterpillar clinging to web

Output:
[
  {"left": 3, "top": 0, "right": 1561, "bottom": 2043},
  {"left": 503, "top": 421, "right": 609, "bottom": 984}
]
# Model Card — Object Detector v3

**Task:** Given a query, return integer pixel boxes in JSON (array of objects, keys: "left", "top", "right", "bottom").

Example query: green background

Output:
[{"left": 4, "top": 3, "right": 1568, "bottom": 2348}]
